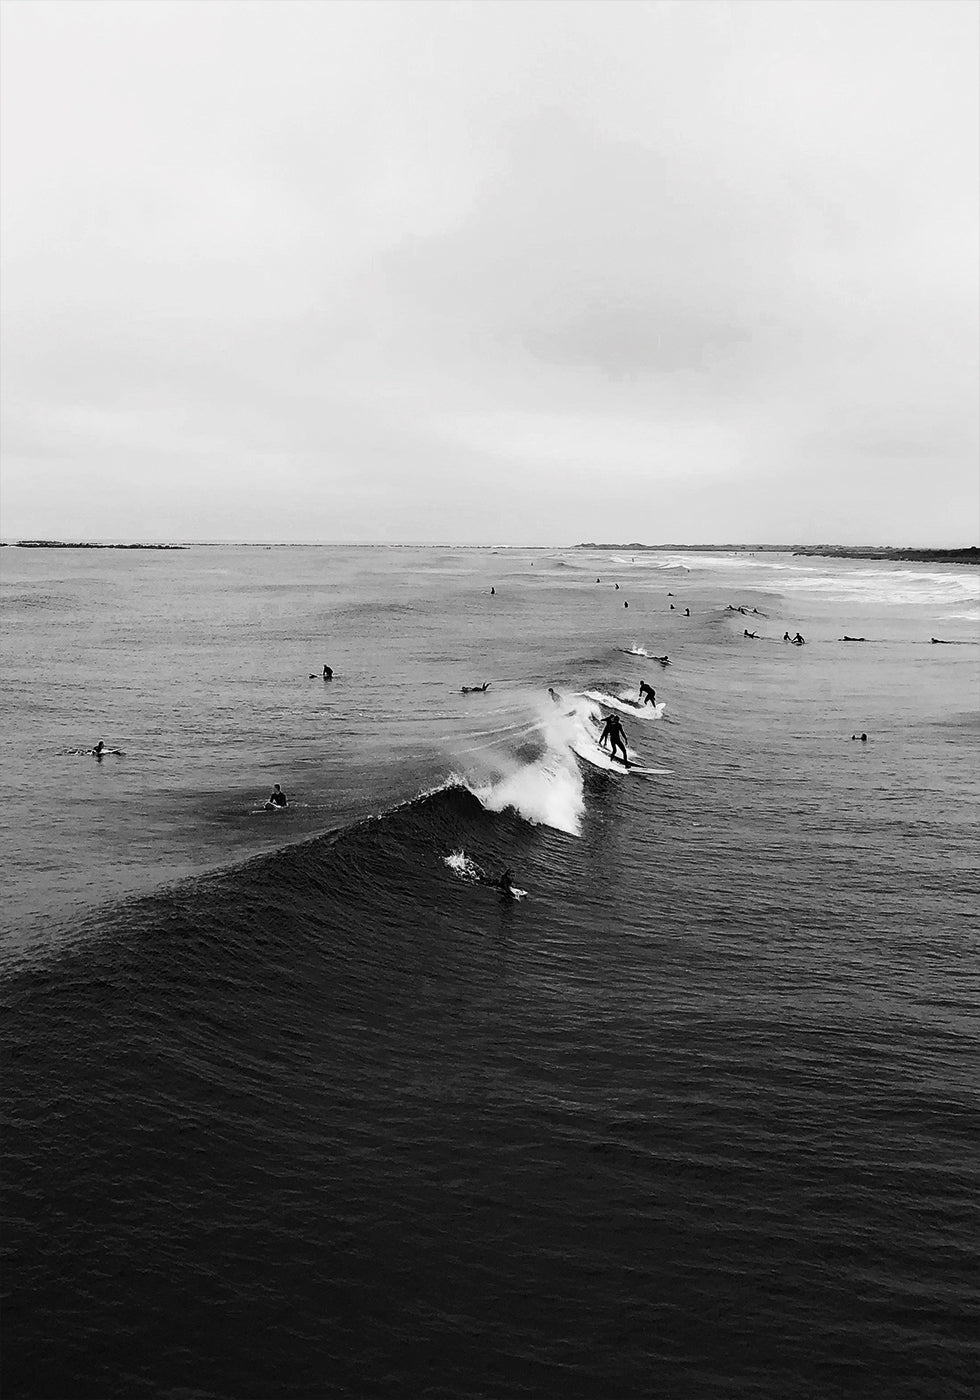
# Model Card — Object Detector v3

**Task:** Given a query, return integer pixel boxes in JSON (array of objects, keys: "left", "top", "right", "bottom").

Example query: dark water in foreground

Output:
[{"left": 2, "top": 547, "right": 979, "bottom": 1398}]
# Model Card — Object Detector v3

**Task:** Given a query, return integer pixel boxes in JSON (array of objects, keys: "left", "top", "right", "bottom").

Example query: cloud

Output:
[{"left": 1, "top": 0, "right": 976, "bottom": 543}]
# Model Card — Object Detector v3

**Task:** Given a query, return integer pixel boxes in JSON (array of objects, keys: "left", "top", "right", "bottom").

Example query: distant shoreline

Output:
[
  {"left": 8, "top": 540, "right": 186, "bottom": 551},
  {"left": 575, "top": 543, "right": 979, "bottom": 565}
]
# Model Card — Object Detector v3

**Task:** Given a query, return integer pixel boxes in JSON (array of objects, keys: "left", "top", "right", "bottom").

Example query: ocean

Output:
[{"left": 2, "top": 544, "right": 978, "bottom": 1399}]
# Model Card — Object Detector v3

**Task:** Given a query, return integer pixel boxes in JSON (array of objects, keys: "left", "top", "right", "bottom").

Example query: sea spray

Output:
[{"left": 462, "top": 695, "right": 588, "bottom": 836}]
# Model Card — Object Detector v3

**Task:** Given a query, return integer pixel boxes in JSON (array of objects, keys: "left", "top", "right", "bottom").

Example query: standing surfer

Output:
[{"left": 598, "top": 713, "right": 629, "bottom": 764}]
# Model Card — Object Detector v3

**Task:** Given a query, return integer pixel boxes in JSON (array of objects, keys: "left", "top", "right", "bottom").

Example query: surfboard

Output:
[{"left": 570, "top": 739, "right": 630, "bottom": 773}]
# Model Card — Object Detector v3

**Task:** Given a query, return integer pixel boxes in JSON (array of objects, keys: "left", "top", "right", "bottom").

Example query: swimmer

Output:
[
  {"left": 598, "top": 712, "right": 629, "bottom": 763},
  {"left": 548, "top": 687, "right": 562, "bottom": 704},
  {"left": 265, "top": 783, "right": 288, "bottom": 810},
  {"left": 638, "top": 681, "right": 657, "bottom": 706}
]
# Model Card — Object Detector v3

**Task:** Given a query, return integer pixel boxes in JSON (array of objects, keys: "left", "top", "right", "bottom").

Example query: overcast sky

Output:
[{"left": 2, "top": 0, "right": 977, "bottom": 544}]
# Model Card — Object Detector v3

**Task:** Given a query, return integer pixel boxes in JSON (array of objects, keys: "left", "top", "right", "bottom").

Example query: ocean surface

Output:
[{"left": 2, "top": 544, "right": 978, "bottom": 1399}]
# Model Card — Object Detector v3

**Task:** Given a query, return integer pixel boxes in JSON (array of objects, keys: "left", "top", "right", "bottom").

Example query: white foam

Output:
[
  {"left": 471, "top": 746, "right": 585, "bottom": 835},
  {"left": 584, "top": 689, "right": 666, "bottom": 722},
  {"left": 445, "top": 849, "right": 483, "bottom": 880}
]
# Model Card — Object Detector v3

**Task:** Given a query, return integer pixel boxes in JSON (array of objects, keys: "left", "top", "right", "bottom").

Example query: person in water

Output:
[
  {"left": 684, "top": 608, "right": 690, "bottom": 616},
  {"left": 499, "top": 868, "right": 517, "bottom": 898},
  {"left": 92, "top": 740, "right": 106, "bottom": 756},
  {"left": 266, "top": 783, "right": 288, "bottom": 809},
  {"left": 793, "top": 632, "right": 805, "bottom": 645},
  {"left": 783, "top": 631, "right": 791, "bottom": 642},
  {"left": 461, "top": 682, "right": 490, "bottom": 693},
  {"left": 744, "top": 629, "right": 758, "bottom": 639},
  {"left": 639, "top": 681, "right": 657, "bottom": 705},
  {"left": 598, "top": 712, "right": 629, "bottom": 763},
  {"left": 490, "top": 586, "right": 495, "bottom": 595},
  {"left": 548, "top": 687, "right": 562, "bottom": 704}
]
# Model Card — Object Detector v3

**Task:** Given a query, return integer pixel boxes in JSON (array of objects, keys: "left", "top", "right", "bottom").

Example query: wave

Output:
[
  {"left": 464, "top": 702, "right": 586, "bottom": 835},
  {"left": 583, "top": 690, "right": 666, "bottom": 722}
]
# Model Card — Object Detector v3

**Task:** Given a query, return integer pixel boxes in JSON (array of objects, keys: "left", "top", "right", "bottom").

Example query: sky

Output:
[{"left": 1, "top": 0, "right": 977, "bottom": 545}]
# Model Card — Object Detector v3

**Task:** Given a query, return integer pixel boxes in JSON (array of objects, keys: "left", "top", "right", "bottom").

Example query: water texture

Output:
[{"left": 2, "top": 545, "right": 978, "bottom": 1399}]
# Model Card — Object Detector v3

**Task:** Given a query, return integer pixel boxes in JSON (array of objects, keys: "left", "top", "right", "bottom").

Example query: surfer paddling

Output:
[
  {"left": 461, "top": 682, "right": 490, "bottom": 694},
  {"left": 598, "top": 712, "right": 629, "bottom": 765}
]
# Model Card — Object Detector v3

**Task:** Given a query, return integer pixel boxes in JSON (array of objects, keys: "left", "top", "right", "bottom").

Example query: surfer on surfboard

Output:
[
  {"left": 265, "top": 783, "right": 288, "bottom": 810},
  {"left": 598, "top": 713, "right": 629, "bottom": 764},
  {"left": 638, "top": 682, "right": 657, "bottom": 706}
]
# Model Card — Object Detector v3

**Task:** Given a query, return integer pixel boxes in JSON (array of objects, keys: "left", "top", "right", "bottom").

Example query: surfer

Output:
[
  {"left": 655, "top": 654, "right": 670, "bottom": 667},
  {"left": 490, "top": 587, "right": 495, "bottom": 595},
  {"left": 841, "top": 636, "right": 865, "bottom": 643},
  {"left": 461, "top": 682, "right": 490, "bottom": 694},
  {"left": 624, "top": 601, "right": 629, "bottom": 609},
  {"left": 265, "top": 783, "right": 288, "bottom": 809},
  {"left": 850, "top": 733, "right": 869, "bottom": 742},
  {"left": 548, "top": 687, "right": 562, "bottom": 704},
  {"left": 499, "top": 869, "right": 517, "bottom": 899},
  {"left": 684, "top": 608, "right": 690, "bottom": 616},
  {"left": 615, "top": 583, "right": 619, "bottom": 590},
  {"left": 783, "top": 632, "right": 791, "bottom": 641},
  {"left": 310, "top": 664, "right": 334, "bottom": 678},
  {"left": 638, "top": 681, "right": 657, "bottom": 706},
  {"left": 793, "top": 632, "right": 805, "bottom": 645},
  {"left": 598, "top": 712, "right": 629, "bottom": 764},
  {"left": 744, "top": 629, "right": 758, "bottom": 639},
  {"left": 92, "top": 740, "right": 106, "bottom": 757}
]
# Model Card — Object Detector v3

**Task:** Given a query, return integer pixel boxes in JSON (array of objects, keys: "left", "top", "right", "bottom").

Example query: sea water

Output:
[{"left": 2, "top": 545, "right": 978, "bottom": 1398}]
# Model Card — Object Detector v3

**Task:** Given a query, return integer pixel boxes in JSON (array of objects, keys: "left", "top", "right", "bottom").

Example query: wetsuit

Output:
[{"left": 598, "top": 715, "right": 629, "bottom": 763}]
